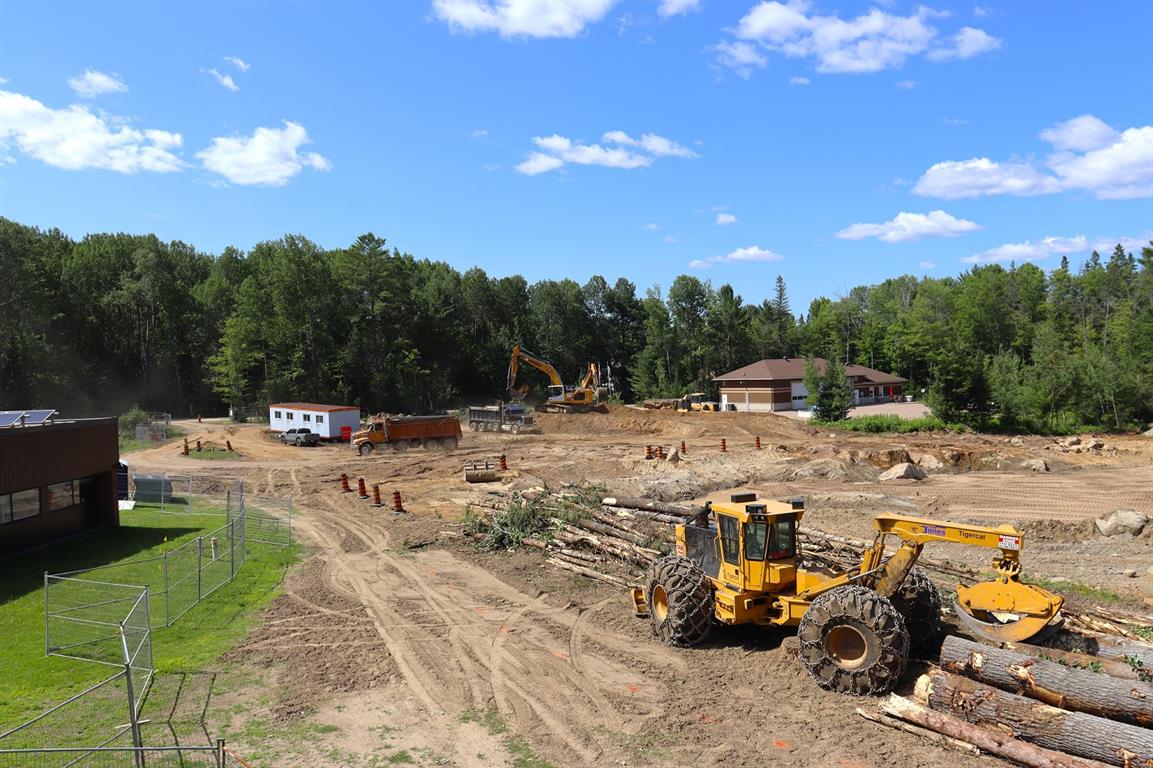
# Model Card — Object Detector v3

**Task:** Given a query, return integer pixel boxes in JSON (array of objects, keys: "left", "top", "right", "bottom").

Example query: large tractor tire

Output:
[
  {"left": 796, "top": 585, "right": 909, "bottom": 695},
  {"left": 890, "top": 567, "right": 942, "bottom": 657},
  {"left": 357, "top": 442, "right": 374, "bottom": 456},
  {"left": 645, "top": 556, "right": 715, "bottom": 647}
]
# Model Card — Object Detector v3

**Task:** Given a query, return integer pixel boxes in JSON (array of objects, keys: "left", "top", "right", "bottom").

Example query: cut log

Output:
[
  {"left": 602, "top": 506, "right": 686, "bottom": 526},
  {"left": 915, "top": 670, "right": 1153, "bottom": 767},
  {"left": 856, "top": 705, "right": 981, "bottom": 756},
  {"left": 545, "top": 557, "right": 630, "bottom": 587},
  {"left": 600, "top": 496, "right": 701, "bottom": 517},
  {"left": 940, "top": 635, "right": 1153, "bottom": 726},
  {"left": 1003, "top": 641, "right": 1144, "bottom": 681},
  {"left": 561, "top": 516, "right": 651, "bottom": 547},
  {"left": 1046, "top": 631, "right": 1153, "bottom": 670},
  {"left": 881, "top": 694, "right": 1112, "bottom": 768}
]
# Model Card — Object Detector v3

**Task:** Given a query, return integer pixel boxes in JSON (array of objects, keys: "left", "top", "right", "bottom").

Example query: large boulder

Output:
[
  {"left": 1094, "top": 509, "right": 1149, "bottom": 537},
  {"left": 910, "top": 452, "right": 943, "bottom": 471},
  {"left": 878, "top": 462, "right": 926, "bottom": 482},
  {"left": 1020, "top": 458, "right": 1049, "bottom": 473}
]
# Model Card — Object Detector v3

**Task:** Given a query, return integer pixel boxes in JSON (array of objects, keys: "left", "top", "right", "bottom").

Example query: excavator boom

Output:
[{"left": 506, "top": 345, "right": 605, "bottom": 412}]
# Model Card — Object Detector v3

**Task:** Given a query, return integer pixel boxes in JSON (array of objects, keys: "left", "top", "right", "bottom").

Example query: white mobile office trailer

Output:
[{"left": 268, "top": 403, "right": 361, "bottom": 441}]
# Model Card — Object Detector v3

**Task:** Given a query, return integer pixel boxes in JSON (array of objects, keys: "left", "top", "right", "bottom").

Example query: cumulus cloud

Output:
[
  {"left": 896, "top": 79, "right": 917, "bottom": 89},
  {"left": 68, "top": 69, "right": 128, "bottom": 98},
  {"left": 197, "top": 121, "right": 331, "bottom": 186},
  {"left": 920, "top": 261, "right": 936, "bottom": 269},
  {"left": 432, "top": 0, "right": 616, "bottom": 38},
  {"left": 689, "top": 244, "right": 784, "bottom": 269},
  {"left": 717, "top": 2, "right": 1001, "bottom": 75},
  {"left": 658, "top": 0, "right": 700, "bottom": 18},
  {"left": 515, "top": 130, "right": 695, "bottom": 175},
  {"left": 223, "top": 56, "right": 250, "bottom": 73},
  {"left": 928, "top": 26, "right": 1002, "bottom": 61},
  {"left": 713, "top": 41, "right": 767, "bottom": 78},
  {"left": 203, "top": 68, "right": 239, "bottom": 92},
  {"left": 789, "top": 76, "right": 810, "bottom": 85},
  {"left": 0, "top": 89, "right": 183, "bottom": 173},
  {"left": 716, "top": 212, "right": 737, "bottom": 225},
  {"left": 836, "top": 210, "right": 980, "bottom": 243},
  {"left": 914, "top": 115, "right": 1153, "bottom": 200},
  {"left": 642, "top": 223, "right": 660, "bottom": 230},
  {"left": 963, "top": 235, "right": 1088, "bottom": 264}
]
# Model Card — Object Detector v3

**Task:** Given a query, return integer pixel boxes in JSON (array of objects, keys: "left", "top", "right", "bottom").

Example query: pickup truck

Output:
[{"left": 280, "top": 428, "right": 320, "bottom": 446}]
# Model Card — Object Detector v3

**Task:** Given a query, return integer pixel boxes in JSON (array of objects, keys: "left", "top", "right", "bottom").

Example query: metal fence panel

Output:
[
  {"left": 45, "top": 577, "right": 148, "bottom": 667},
  {"left": 0, "top": 745, "right": 224, "bottom": 767}
]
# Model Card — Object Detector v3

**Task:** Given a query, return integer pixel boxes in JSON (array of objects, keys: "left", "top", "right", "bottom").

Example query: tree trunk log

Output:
[
  {"left": 602, "top": 506, "right": 686, "bottom": 526},
  {"left": 545, "top": 557, "right": 630, "bottom": 587},
  {"left": 940, "top": 636, "right": 1153, "bottom": 726},
  {"left": 915, "top": 670, "right": 1153, "bottom": 767},
  {"left": 881, "top": 694, "right": 1112, "bottom": 768},
  {"left": 1003, "top": 641, "right": 1144, "bottom": 682},
  {"left": 1046, "top": 631, "right": 1153, "bottom": 670},
  {"left": 600, "top": 496, "right": 701, "bottom": 517},
  {"left": 856, "top": 705, "right": 981, "bottom": 756}
]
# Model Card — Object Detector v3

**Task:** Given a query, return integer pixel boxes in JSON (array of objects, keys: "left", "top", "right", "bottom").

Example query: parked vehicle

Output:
[
  {"left": 280, "top": 428, "right": 320, "bottom": 446},
  {"left": 467, "top": 404, "right": 539, "bottom": 434},
  {"left": 351, "top": 414, "right": 461, "bottom": 456}
]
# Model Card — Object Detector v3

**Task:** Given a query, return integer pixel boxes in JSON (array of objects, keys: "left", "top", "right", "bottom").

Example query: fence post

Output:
[
  {"left": 188, "top": 474, "right": 193, "bottom": 514},
  {"left": 118, "top": 623, "right": 145, "bottom": 768},
  {"left": 230, "top": 516, "right": 237, "bottom": 578},
  {"left": 288, "top": 500, "right": 293, "bottom": 546},
  {"left": 43, "top": 572, "right": 49, "bottom": 657},
  {"left": 217, "top": 739, "right": 227, "bottom": 767},
  {"left": 197, "top": 537, "right": 203, "bottom": 600},
  {"left": 163, "top": 554, "right": 170, "bottom": 627}
]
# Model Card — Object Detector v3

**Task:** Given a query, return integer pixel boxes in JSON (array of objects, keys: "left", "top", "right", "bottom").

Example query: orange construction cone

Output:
[
  {"left": 357, "top": 478, "right": 368, "bottom": 499},
  {"left": 755, "top": 436, "right": 762, "bottom": 450},
  {"left": 392, "top": 491, "right": 405, "bottom": 513},
  {"left": 372, "top": 484, "right": 382, "bottom": 507},
  {"left": 499, "top": 454, "right": 508, "bottom": 471},
  {"left": 680, "top": 440, "right": 687, "bottom": 455},
  {"left": 340, "top": 473, "right": 351, "bottom": 493},
  {"left": 720, "top": 438, "right": 727, "bottom": 453}
]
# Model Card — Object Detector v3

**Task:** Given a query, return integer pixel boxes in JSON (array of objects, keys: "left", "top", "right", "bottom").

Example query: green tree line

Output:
[{"left": 1, "top": 217, "right": 1149, "bottom": 431}]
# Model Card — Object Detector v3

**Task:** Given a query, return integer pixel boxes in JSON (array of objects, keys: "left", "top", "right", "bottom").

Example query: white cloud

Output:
[
  {"left": 896, "top": 79, "right": 917, "bottom": 89},
  {"left": 658, "top": 0, "right": 700, "bottom": 18},
  {"left": 973, "top": 6, "right": 990, "bottom": 17},
  {"left": 223, "top": 56, "right": 250, "bottom": 73},
  {"left": 0, "top": 77, "right": 8, "bottom": 85},
  {"left": 203, "top": 68, "right": 239, "bottom": 92},
  {"left": 0, "top": 89, "right": 183, "bottom": 173},
  {"left": 716, "top": 212, "right": 737, "bottom": 225},
  {"left": 942, "top": 117, "right": 969, "bottom": 125},
  {"left": 642, "top": 223, "right": 660, "bottom": 230},
  {"left": 663, "top": 235, "right": 679, "bottom": 244},
  {"left": 716, "top": 3, "right": 999, "bottom": 76},
  {"left": 914, "top": 116, "right": 1153, "bottom": 200},
  {"left": 603, "top": 129, "right": 697, "bottom": 158},
  {"left": 1039, "top": 114, "right": 1120, "bottom": 152},
  {"left": 713, "top": 41, "right": 767, "bottom": 78},
  {"left": 432, "top": 0, "right": 616, "bottom": 38},
  {"left": 471, "top": 128, "right": 489, "bottom": 138},
  {"left": 689, "top": 244, "right": 784, "bottom": 269},
  {"left": 197, "top": 121, "right": 331, "bottom": 186},
  {"left": 836, "top": 210, "right": 980, "bottom": 243},
  {"left": 482, "top": 162, "right": 501, "bottom": 171},
  {"left": 963, "top": 235, "right": 1088, "bottom": 264},
  {"left": 516, "top": 130, "right": 695, "bottom": 175},
  {"left": 920, "top": 261, "right": 936, "bottom": 269},
  {"left": 68, "top": 69, "right": 128, "bottom": 98},
  {"left": 928, "top": 26, "right": 1002, "bottom": 61},
  {"left": 789, "top": 75, "right": 810, "bottom": 85}
]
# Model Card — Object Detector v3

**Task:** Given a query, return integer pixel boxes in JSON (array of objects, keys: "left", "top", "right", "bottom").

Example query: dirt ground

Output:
[{"left": 126, "top": 410, "right": 1153, "bottom": 767}]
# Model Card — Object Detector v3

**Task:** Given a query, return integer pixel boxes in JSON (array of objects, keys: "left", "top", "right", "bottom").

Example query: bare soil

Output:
[{"left": 125, "top": 410, "right": 1153, "bottom": 767}]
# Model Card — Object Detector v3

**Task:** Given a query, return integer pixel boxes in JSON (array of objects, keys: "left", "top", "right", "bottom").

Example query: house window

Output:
[
  {"left": 315, "top": 415, "right": 324, "bottom": 424},
  {"left": 303, "top": 414, "right": 311, "bottom": 422},
  {"left": 47, "top": 480, "right": 78, "bottom": 511},
  {"left": 286, "top": 412, "right": 294, "bottom": 421},
  {"left": 2, "top": 489, "right": 41, "bottom": 523},
  {"left": 274, "top": 410, "right": 282, "bottom": 419}
]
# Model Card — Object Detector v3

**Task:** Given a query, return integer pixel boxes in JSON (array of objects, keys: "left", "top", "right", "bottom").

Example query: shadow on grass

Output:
[{"left": 0, "top": 524, "right": 204, "bottom": 603}]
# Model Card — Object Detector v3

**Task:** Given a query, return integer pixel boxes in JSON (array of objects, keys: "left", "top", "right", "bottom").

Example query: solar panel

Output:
[
  {"left": 0, "top": 412, "right": 23, "bottom": 428},
  {"left": 20, "top": 409, "right": 56, "bottom": 425}
]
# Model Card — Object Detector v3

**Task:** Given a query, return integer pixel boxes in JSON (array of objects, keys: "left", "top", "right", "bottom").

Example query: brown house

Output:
[
  {"left": 713, "top": 358, "right": 907, "bottom": 412},
  {"left": 0, "top": 413, "right": 119, "bottom": 555}
]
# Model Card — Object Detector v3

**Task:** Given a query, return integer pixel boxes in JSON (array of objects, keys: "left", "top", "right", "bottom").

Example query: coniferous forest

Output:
[{"left": 1, "top": 217, "right": 1150, "bottom": 432}]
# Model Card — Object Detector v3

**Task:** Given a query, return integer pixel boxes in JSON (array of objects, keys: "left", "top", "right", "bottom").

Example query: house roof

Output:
[
  {"left": 269, "top": 403, "right": 359, "bottom": 412},
  {"left": 713, "top": 358, "right": 906, "bottom": 386}
]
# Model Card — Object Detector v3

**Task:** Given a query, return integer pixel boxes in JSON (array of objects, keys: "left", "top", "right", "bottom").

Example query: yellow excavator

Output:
[
  {"left": 634, "top": 493, "right": 1064, "bottom": 695},
  {"left": 507, "top": 345, "right": 608, "bottom": 413}
]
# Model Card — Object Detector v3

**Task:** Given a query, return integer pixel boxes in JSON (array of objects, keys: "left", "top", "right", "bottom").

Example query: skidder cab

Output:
[{"left": 635, "top": 493, "right": 1064, "bottom": 695}]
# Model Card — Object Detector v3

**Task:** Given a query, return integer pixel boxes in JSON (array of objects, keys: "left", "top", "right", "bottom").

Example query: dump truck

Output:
[
  {"left": 635, "top": 493, "right": 1064, "bottom": 695},
  {"left": 467, "top": 404, "right": 539, "bottom": 434},
  {"left": 351, "top": 414, "right": 461, "bottom": 455}
]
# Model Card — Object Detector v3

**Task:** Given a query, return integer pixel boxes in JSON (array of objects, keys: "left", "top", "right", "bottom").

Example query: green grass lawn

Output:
[
  {"left": 184, "top": 447, "right": 239, "bottom": 461},
  {"left": 118, "top": 426, "right": 185, "bottom": 455},
  {"left": 0, "top": 508, "right": 299, "bottom": 733}
]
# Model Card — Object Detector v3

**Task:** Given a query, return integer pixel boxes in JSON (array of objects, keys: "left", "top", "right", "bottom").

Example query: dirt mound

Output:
[
  {"left": 778, "top": 458, "right": 879, "bottom": 483},
  {"left": 535, "top": 406, "right": 816, "bottom": 442}
]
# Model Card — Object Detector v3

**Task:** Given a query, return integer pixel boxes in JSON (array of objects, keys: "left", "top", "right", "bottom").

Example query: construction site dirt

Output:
[{"left": 126, "top": 409, "right": 1153, "bottom": 767}]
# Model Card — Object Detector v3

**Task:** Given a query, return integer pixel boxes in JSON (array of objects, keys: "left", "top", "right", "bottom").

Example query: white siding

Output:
[{"left": 268, "top": 407, "right": 361, "bottom": 439}]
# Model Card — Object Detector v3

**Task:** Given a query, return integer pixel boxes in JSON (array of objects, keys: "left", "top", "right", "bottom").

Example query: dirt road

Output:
[{"left": 126, "top": 410, "right": 1153, "bottom": 766}]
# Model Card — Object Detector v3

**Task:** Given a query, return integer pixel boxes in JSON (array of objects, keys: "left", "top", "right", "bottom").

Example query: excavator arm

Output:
[
  {"left": 507, "top": 345, "right": 564, "bottom": 399},
  {"left": 798, "top": 513, "right": 1063, "bottom": 643}
]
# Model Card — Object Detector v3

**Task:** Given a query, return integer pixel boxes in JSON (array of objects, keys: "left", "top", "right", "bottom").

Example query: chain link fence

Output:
[
  {"left": 126, "top": 475, "right": 240, "bottom": 514},
  {"left": 0, "top": 744, "right": 228, "bottom": 767}
]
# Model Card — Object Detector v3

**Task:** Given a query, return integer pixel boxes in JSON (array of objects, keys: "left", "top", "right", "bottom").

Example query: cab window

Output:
[
  {"left": 719, "top": 514, "right": 740, "bottom": 565},
  {"left": 768, "top": 517, "right": 796, "bottom": 560},
  {"left": 744, "top": 522, "right": 768, "bottom": 561}
]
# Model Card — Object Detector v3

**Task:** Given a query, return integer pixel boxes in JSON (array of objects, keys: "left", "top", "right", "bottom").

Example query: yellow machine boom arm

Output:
[{"left": 507, "top": 345, "right": 564, "bottom": 398}]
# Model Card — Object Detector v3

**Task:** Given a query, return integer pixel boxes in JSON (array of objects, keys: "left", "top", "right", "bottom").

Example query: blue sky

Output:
[{"left": 1, "top": 0, "right": 1151, "bottom": 309}]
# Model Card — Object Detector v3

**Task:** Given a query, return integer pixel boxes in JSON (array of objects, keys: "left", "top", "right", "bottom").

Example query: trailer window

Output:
[
  {"left": 744, "top": 521, "right": 768, "bottom": 561},
  {"left": 303, "top": 414, "right": 311, "bottom": 422},
  {"left": 719, "top": 514, "right": 740, "bottom": 565},
  {"left": 274, "top": 410, "right": 282, "bottom": 419},
  {"left": 768, "top": 518, "right": 796, "bottom": 560},
  {"left": 316, "top": 415, "right": 324, "bottom": 424}
]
